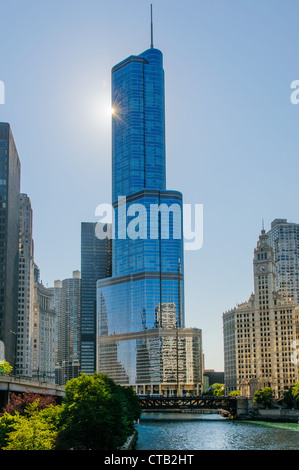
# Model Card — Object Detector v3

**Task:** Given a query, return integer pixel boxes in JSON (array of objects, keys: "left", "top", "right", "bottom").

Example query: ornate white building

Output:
[
  {"left": 32, "top": 266, "right": 56, "bottom": 383},
  {"left": 223, "top": 229, "right": 299, "bottom": 397}
]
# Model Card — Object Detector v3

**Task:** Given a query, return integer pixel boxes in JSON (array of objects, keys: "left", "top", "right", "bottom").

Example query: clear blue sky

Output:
[{"left": 1, "top": 0, "right": 299, "bottom": 371}]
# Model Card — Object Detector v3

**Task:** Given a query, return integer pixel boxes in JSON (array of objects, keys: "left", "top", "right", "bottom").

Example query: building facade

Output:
[
  {"left": 52, "top": 271, "right": 81, "bottom": 385},
  {"left": 295, "top": 306, "right": 299, "bottom": 379},
  {"left": 32, "top": 267, "right": 56, "bottom": 382},
  {"left": 80, "top": 222, "right": 112, "bottom": 374},
  {"left": 0, "top": 123, "right": 21, "bottom": 367},
  {"left": 267, "top": 218, "right": 299, "bottom": 305},
  {"left": 16, "top": 194, "right": 35, "bottom": 377},
  {"left": 97, "top": 44, "right": 203, "bottom": 395},
  {"left": 223, "top": 229, "right": 298, "bottom": 397}
]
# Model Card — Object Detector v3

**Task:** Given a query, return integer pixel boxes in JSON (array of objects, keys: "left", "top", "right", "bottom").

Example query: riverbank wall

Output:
[
  {"left": 236, "top": 397, "right": 299, "bottom": 423},
  {"left": 120, "top": 429, "right": 138, "bottom": 450}
]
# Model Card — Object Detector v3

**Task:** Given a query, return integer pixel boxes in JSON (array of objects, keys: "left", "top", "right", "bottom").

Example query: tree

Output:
[
  {"left": 119, "top": 385, "right": 141, "bottom": 435},
  {"left": 253, "top": 387, "right": 274, "bottom": 408},
  {"left": 3, "top": 392, "right": 57, "bottom": 416},
  {"left": 56, "top": 373, "right": 140, "bottom": 450},
  {"left": 282, "top": 387, "right": 294, "bottom": 408},
  {"left": 0, "top": 412, "right": 19, "bottom": 449},
  {"left": 209, "top": 383, "right": 225, "bottom": 397},
  {"left": 0, "top": 360, "right": 13, "bottom": 376},
  {"left": 291, "top": 381, "right": 299, "bottom": 402},
  {"left": 1, "top": 402, "right": 59, "bottom": 450},
  {"left": 281, "top": 382, "right": 299, "bottom": 408}
]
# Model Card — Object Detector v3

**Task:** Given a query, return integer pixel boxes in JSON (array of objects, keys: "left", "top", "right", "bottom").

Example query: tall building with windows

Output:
[
  {"left": 295, "top": 306, "right": 299, "bottom": 378},
  {"left": 52, "top": 271, "right": 81, "bottom": 385},
  {"left": 267, "top": 219, "right": 299, "bottom": 305},
  {"left": 223, "top": 229, "right": 298, "bottom": 397},
  {"left": 32, "top": 266, "right": 56, "bottom": 383},
  {"left": 97, "top": 38, "right": 203, "bottom": 395},
  {"left": 16, "top": 194, "right": 35, "bottom": 377},
  {"left": 0, "top": 123, "right": 21, "bottom": 367},
  {"left": 80, "top": 222, "right": 112, "bottom": 374}
]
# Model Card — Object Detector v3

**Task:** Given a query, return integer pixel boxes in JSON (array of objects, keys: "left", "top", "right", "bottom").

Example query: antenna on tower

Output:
[{"left": 150, "top": 4, "right": 154, "bottom": 48}]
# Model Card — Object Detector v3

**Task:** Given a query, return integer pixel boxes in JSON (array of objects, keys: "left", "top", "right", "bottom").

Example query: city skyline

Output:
[{"left": 1, "top": 0, "right": 299, "bottom": 371}]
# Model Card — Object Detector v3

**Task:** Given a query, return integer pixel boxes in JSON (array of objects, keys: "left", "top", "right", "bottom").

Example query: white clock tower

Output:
[{"left": 253, "top": 229, "right": 276, "bottom": 309}]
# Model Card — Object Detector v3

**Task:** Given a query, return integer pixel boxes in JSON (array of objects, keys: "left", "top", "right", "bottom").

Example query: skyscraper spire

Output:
[{"left": 150, "top": 4, "right": 154, "bottom": 48}]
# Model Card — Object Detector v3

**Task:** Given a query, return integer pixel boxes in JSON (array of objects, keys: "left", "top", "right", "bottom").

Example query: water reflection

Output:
[{"left": 135, "top": 413, "right": 299, "bottom": 450}]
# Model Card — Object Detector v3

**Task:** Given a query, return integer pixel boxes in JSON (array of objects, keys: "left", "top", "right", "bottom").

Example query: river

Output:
[{"left": 135, "top": 412, "right": 299, "bottom": 450}]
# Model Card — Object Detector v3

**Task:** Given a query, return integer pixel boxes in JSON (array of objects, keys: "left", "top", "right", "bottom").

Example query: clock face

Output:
[{"left": 259, "top": 264, "right": 266, "bottom": 273}]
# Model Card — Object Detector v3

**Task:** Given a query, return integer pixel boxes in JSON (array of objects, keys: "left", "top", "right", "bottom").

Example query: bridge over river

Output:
[
  {"left": 0, "top": 377, "right": 238, "bottom": 418},
  {"left": 0, "top": 376, "right": 65, "bottom": 409},
  {"left": 139, "top": 395, "right": 237, "bottom": 415}
]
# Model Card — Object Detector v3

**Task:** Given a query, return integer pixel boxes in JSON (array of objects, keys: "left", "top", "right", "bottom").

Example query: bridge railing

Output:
[{"left": 138, "top": 395, "right": 237, "bottom": 412}]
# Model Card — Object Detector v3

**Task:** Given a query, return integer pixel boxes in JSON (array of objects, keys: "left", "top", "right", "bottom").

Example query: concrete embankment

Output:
[
  {"left": 120, "top": 429, "right": 138, "bottom": 450},
  {"left": 236, "top": 397, "right": 299, "bottom": 423}
]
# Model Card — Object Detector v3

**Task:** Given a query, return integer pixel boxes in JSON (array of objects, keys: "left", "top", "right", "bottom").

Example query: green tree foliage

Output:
[
  {"left": 253, "top": 387, "right": 274, "bottom": 408},
  {"left": 282, "top": 387, "right": 294, "bottom": 408},
  {"left": 291, "top": 381, "right": 299, "bottom": 401},
  {"left": 283, "top": 381, "right": 299, "bottom": 408},
  {"left": 228, "top": 390, "right": 240, "bottom": 397},
  {"left": 0, "top": 402, "right": 60, "bottom": 450},
  {"left": 206, "top": 383, "right": 225, "bottom": 397},
  {"left": 0, "top": 412, "right": 20, "bottom": 449},
  {"left": 0, "top": 360, "right": 13, "bottom": 376},
  {"left": 0, "top": 373, "right": 140, "bottom": 450},
  {"left": 56, "top": 373, "right": 141, "bottom": 450}
]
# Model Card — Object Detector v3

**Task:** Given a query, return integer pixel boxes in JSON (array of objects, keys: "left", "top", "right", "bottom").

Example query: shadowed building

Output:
[
  {"left": 16, "top": 194, "right": 35, "bottom": 377},
  {"left": 80, "top": 222, "right": 112, "bottom": 374},
  {"left": 0, "top": 123, "right": 21, "bottom": 367}
]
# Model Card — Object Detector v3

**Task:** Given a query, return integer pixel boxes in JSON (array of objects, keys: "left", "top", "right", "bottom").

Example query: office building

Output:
[
  {"left": 295, "top": 306, "right": 299, "bottom": 379},
  {"left": 223, "top": 229, "right": 298, "bottom": 397},
  {"left": 32, "top": 266, "right": 56, "bottom": 382},
  {"left": 53, "top": 271, "right": 81, "bottom": 385},
  {"left": 0, "top": 123, "right": 21, "bottom": 367},
  {"left": 16, "top": 194, "right": 35, "bottom": 377},
  {"left": 97, "top": 33, "right": 203, "bottom": 395},
  {"left": 267, "top": 219, "right": 299, "bottom": 305},
  {"left": 203, "top": 370, "right": 225, "bottom": 393},
  {"left": 80, "top": 222, "right": 112, "bottom": 374}
]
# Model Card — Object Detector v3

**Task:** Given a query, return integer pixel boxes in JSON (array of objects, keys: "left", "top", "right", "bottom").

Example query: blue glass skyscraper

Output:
[
  {"left": 111, "top": 48, "right": 166, "bottom": 203},
  {"left": 97, "top": 37, "right": 202, "bottom": 395}
]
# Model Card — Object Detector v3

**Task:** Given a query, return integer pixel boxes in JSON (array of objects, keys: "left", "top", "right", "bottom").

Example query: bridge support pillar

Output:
[
  {"left": 236, "top": 397, "right": 249, "bottom": 417},
  {"left": 0, "top": 390, "right": 9, "bottom": 410}
]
